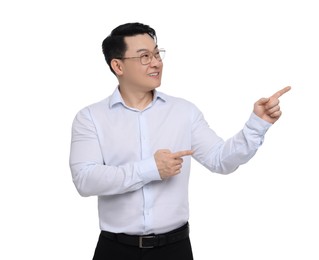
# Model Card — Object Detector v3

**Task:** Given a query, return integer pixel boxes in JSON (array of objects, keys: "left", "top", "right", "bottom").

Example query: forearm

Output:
[
  {"left": 70, "top": 157, "right": 160, "bottom": 197},
  {"left": 193, "top": 112, "right": 272, "bottom": 174}
]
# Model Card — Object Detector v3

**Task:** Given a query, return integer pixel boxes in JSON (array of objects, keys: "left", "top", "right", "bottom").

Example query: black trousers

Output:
[{"left": 92, "top": 232, "right": 194, "bottom": 260}]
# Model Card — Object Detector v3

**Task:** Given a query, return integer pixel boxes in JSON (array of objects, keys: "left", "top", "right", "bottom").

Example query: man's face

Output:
[{"left": 120, "top": 34, "right": 163, "bottom": 92}]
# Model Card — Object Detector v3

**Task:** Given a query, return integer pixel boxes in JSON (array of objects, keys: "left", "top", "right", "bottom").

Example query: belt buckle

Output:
[{"left": 139, "top": 235, "right": 155, "bottom": 248}]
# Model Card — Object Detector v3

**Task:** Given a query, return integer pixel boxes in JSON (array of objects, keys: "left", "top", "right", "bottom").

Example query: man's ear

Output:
[{"left": 111, "top": 59, "right": 124, "bottom": 76}]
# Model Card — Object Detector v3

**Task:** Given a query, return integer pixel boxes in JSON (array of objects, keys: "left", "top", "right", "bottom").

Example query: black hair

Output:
[{"left": 102, "top": 22, "right": 157, "bottom": 74}]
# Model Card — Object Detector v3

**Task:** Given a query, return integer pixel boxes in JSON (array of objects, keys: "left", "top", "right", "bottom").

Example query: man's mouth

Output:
[{"left": 148, "top": 72, "right": 159, "bottom": 77}]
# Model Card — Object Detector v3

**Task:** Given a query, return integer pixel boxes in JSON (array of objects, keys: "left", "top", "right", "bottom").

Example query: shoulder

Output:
[
  {"left": 75, "top": 87, "right": 120, "bottom": 116},
  {"left": 73, "top": 97, "right": 111, "bottom": 123},
  {"left": 157, "top": 91, "right": 198, "bottom": 110},
  {"left": 159, "top": 91, "right": 208, "bottom": 123}
]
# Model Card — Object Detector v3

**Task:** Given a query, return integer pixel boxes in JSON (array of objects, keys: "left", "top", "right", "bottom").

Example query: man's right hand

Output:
[{"left": 154, "top": 149, "right": 193, "bottom": 179}]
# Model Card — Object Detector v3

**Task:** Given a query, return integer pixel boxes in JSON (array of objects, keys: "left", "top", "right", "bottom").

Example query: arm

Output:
[
  {"left": 192, "top": 86, "right": 291, "bottom": 174},
  {"left": 192, "top": 112, "right": 271, "bottom": 174},
  {"left": 69, "top": 108, "right": 161, "bottom": 197}
]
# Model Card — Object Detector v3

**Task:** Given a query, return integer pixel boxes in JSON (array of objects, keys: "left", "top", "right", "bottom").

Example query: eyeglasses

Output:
[{"left": 118, "top": 49, "right": 166, "bottom": 65}]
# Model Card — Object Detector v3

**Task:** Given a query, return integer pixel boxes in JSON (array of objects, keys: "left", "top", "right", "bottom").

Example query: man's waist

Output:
[{"left": 101, "top": 222, "right": 190, "bottom": 248}]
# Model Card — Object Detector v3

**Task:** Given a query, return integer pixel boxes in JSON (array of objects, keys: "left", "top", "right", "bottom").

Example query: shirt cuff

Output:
[
  {"left": 246, "top": 112, "right": 272, "bottom": 135},
  {"left": 135, "top": 157, "right": 162, "bottom": 183}
]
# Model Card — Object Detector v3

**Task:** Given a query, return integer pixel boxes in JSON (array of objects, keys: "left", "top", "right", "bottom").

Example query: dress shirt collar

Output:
[{"left": 109, "top": 86, "right": 166, "bottom": 110}]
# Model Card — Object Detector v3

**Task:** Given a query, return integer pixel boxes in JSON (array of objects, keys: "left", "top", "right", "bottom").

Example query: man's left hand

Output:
[{"left": 254, "top": 86, "right": 291, "bottom": 124}]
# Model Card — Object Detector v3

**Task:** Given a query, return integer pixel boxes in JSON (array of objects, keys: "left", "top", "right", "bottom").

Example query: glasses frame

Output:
[{"left": 117, "top": 48, "right": 166, "bottom": 65}]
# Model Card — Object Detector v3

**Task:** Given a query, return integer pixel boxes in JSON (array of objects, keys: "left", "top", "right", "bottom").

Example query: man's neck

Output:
[{"left": 118, "top": 86, "right": 154, "bottom": 110}]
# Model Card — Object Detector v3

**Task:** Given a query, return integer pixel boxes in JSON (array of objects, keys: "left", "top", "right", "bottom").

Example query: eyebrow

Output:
[{"left": 136, "top": 45, "right": 158, "bottom": 53}]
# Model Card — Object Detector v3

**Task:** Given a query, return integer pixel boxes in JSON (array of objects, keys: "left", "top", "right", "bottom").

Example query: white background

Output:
[{"left": 1, "top": 0, "right": 318, "bottom": 259}]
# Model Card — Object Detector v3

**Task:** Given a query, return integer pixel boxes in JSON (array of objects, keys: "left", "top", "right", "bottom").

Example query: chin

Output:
[
  {"left": 155, "top": 82, "right": 161, "bottom": 88},
  {"left": 149, "top": 81, "right": 161, "bottom": 90}
]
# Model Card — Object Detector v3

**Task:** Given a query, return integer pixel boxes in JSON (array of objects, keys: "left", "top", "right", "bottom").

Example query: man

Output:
[{"left": 69, "top": 22, "right": 291, "bottom": 259}]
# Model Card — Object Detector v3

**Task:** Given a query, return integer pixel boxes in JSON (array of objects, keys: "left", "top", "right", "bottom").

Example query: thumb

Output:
[{"left": 256, "top": 97, "right": 269, "bottom": 106}]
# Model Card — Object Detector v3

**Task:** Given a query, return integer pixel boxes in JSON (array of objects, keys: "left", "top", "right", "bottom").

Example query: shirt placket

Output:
[{"left": 138, "top": 111, "right": 153, "bottom": 233}]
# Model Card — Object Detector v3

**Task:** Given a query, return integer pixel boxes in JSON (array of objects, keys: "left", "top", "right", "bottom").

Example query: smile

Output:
[{"left": 148, "top": 72, "right": 159, "bottom": 77}]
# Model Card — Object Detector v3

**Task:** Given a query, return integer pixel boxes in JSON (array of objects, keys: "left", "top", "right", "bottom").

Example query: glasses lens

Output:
[
  {"left": 140, "top": 53, "right": 151, "bottom": 65},
  {"left": 140, "top": 49, "right": 166, "bottom": 65},
  {"left": 158, "top": 50, "right": 165, "bottom": 61}
]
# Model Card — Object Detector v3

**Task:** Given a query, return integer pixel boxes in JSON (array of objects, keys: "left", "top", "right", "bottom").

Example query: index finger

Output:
[
  {"left": 271, "top": 86, "right": 291, "bottom": 99},
  {"left": 171, "top": 150, "right": 193, "bottom": 159}
]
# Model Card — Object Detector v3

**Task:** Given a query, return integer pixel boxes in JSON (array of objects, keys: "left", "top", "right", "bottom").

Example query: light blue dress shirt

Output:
[{"left": 69, "top": 87, "right": 271, "bottom": 235}]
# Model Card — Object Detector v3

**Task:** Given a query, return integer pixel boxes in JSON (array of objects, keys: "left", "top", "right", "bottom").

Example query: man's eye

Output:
[{"left": 141, "top": 53, "right": 150, "bottom": 58}]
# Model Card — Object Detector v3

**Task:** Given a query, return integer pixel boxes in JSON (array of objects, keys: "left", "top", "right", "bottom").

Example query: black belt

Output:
[{"left": 101, "top": 223, "right": 189, "bottom": 248}]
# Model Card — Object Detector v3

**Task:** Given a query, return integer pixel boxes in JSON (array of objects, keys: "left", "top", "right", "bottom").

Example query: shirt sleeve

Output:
[
  {"left": 191, "top": 108, "right": 272, "bottom": 174},
  {"left": 69, "top": 107, "right": 161, "bottom": 197}
]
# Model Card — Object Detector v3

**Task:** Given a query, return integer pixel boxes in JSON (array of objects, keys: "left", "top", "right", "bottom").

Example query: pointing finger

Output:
[
  {"left": 271, "top": 86, "right": 291, "bottom": 99},
  {"left": 171, "top": 150, "right": 193, "bottom": 159}
]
